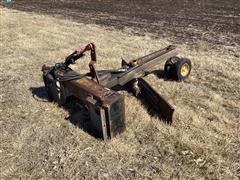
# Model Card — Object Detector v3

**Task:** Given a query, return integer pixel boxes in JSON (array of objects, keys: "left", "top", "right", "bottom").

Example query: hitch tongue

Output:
[{"left": 138, "top": 78, "right": 175, "bottom": 124}]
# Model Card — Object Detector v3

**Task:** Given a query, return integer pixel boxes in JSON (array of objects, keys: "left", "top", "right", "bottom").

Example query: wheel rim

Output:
[{"left": 180, "top": 63, "right": 190, "bottom": 77}]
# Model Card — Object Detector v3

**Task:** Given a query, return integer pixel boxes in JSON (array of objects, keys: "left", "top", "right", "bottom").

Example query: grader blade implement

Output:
[
  {"left": 138, "top": 78, "right": 174, "bottom": 124},
  {"left": 42, "top": 43, "right": 191, "bottom": 140}
]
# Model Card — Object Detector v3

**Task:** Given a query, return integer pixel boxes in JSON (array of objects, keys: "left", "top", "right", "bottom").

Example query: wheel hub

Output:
[{"left": 180, "top": 63, "right": 190, "bottom": 77}]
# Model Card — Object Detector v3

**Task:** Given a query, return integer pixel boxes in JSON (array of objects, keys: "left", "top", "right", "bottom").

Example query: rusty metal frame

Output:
[{"left": 42, "top": 43, "right": 180, "bottom": 140}]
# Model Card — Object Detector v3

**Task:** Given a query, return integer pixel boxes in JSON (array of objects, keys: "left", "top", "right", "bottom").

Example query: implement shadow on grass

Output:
[
  {"left": 144, "top": 69, "right": 167, "bottom": 80},
  {"left": 29, "top": 87, "right": 49, "bottom": 101},
  {"left": 29, "top": 86, "right": 102, "bottom": 139},
  {"left": 151, "top": 69, "right": 166, "bottom": 79}
]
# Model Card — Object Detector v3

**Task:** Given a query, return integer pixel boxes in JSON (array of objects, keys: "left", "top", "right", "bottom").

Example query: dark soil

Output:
[{"left": 8, "top": 0, "right": 240, "bottom": 46}]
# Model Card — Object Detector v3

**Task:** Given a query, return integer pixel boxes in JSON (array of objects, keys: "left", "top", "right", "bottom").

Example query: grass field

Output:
[{"left": 0, "top": 7, "right": 239, "bottom": 179}]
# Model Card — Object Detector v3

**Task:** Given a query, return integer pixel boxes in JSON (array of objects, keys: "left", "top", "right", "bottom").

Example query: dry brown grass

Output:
[{"left": 0, "top": 8, "right": 239, "bottom": 179}]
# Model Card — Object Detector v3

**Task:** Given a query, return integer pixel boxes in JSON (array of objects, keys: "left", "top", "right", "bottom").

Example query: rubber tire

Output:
[
  {"left": 43, "top": 75, "right": 66, "bottom": 106},
  {"left": 43, "top": 75, "right": 54, "bottom": 101},
  {"left": 164, "top": 57, "right": 191, "bottom": 81},
  {"left": 164, "top": 56, "right": 180, "bottom": 79},
  {"left": 174, "top": 58, "right": 191, "bottom": 81}
]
